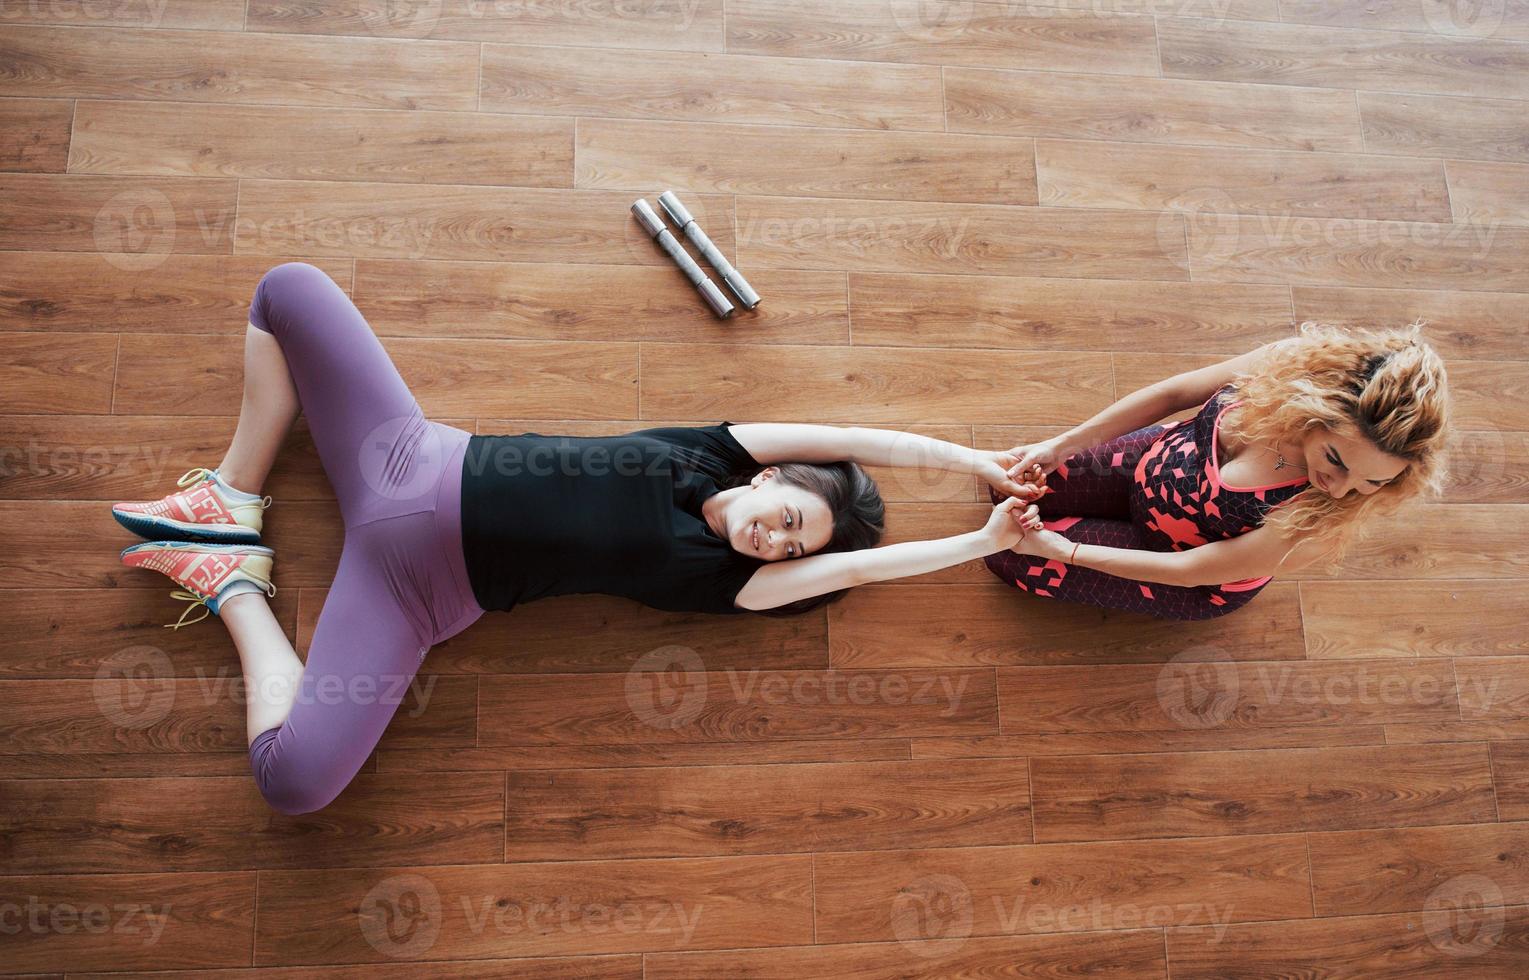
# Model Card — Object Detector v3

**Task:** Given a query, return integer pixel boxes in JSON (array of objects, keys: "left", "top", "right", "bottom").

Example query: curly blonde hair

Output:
[{"left": 1220, "top": 320, "right": 1451, "bottom": 564}]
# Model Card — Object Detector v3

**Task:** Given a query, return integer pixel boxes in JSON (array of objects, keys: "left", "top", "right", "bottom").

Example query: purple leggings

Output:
[{"left": 245, "top": 263, "right": 483, "bottom": 815}]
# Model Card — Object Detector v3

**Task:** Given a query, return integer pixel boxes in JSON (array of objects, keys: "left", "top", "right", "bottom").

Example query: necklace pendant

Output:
[{"left": 1274, "top": 456, "right": 1286, "bottom": 470}]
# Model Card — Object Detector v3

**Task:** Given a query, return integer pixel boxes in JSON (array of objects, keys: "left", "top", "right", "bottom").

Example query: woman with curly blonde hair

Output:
[{"left": 985, "top": 322, "right": 1451, "bottom": 620}]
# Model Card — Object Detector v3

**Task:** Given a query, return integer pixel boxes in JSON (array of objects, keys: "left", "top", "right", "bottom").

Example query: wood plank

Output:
[
  {"left": 1492, "top": 741, "right": 1529, "bottom": 820},
  {"left": 0, "top": 252, "right": 352, "bottom": 333},
  {"left": 1159, "top": 16, "right": 1529, "bottom": 100},
  {"left": 0, "top": 0, "right": 246, "bottom": 29},
  {"left": 233, "top": 179, "right": 734, "bottom": 265},
  {"left": 0, "top": 172, "right": 236, "bottom": 255},
  {"left": 0, "top": 773, "right": 503, "bottom": 872},
  {"left": 576, "top": 118, "right": 1038, "bottom": 205},
  {"left": 73, "top": 959, "right": 644, "bottom": 980},
  {"left": 1302, "top": 581, "right": 1529, "bottom": 658},
  {"left": 1309, "top": 822, "right": 1529, "bottom": 916},
  {"left": 1186, "top": 213, "right": 1529, "bottom": 292},
  {"left": 1456, "top": 658, "right": 1529, "bottom": 722},
  {"left": 0, "top": 872, "right": 255, "bottom": 972},
  {"left": 1029, "top": 744, "right": 1497, "bottom": 841},
  {"left": 381, "top": 738, "right": 912, "bottom": 773},
  {"left": 1290, "top": 284, "right": 1529, "bottom": 361},
  {"left": 995, "top": 658, "right": 1460, "bottom": 733},
  {"left": 1450, "top": 160, "right": 1529, "bottom": 227},
  {"left": 0, "top": 97, "right": 72, "bottom": 173},
  {"left": 254, "top": 857, "right": 813, "bottom": 961},
  {"left": 726, "top": 0, "right": 1160, "bottom": 75},
  {"left": 306, "top": 588, "right": 830, "bottom": 675},
  {"left": 733, "top": 196, "right": 1187, "bottom": 280},
  {"left": 828, "top": 583, "right": 1308, "bottom": 667},
  {"left": 247, "top": 0, "right": 725, "bottom": 49},
  {"left": 1167, "top": 907, "right": 1529, "bottom": 977},
  {"left": 911, "top": 724, "right": 1385, "bottom": 758},
  {"left": 0, "top": 415, "right": 349, "bottom": 503},
  {"left": 813, "top": 834, "right": 1313, "bottom": 943},
  {"left": 477, "top": 668, "right": 998, "bottom": 745},
  {"left": 113, "top": 333, "right": 639, "bottom": 418},
  {"left": 0, "top": 332, "right": 117, "bottom": 413},
  {"left": 70, "top": 100, "right": 574, "bottom": 187},
  {"left": 848, "top": 273, "right": 1292, "bottom": 352},
  {"left": 505, "top": 758, "right": 1031, "bottom": 860},
  {"left": 0, "top": 25, "right": 480, "bottom": 109},
  {"left": 480, "top": 43, "right": 944, "bottom": 130},
  {"left": 0, "top": 588, "right": 298, "bottom": 679},
  {"left": 1361, "top": 91, "right": 1529, "bottom": 163},
  {"left": 645, "top": 930, "right": 1169, "bottom": 979},
  {"left": 639, "top": 343, "right": 1114, "bottom": 425},
  {"left": 1279, "top": 0, "right": 1529, "bottom": 43},
  {"left": 0, "top": 750, "right": 256, "bottom": 778},
  {"left": 352, "top": 259, "right": 849, "bottom": 345},
  {"left": 946, "top": 66, "right": 1365, "bottom": 151},
  {"left": 1036, "top": 139, "right": 1451, "bottom": 221},
  {"left": 1388, "top": 720, "right": 1529, "bottom": 744}
]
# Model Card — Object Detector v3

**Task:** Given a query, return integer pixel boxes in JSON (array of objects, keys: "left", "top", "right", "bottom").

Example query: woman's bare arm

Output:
[
  {"left": 1022, "top": 521, "right": 1314, "bottom": 588},
  {"left": 728, "top": 422, "right": 1031, "bottom": 497},
  {"left": 734, "top": 498, "right": 1038, "bottom": 610},
  {"left": 1054, "top": 343, "right": 1278, "bottom": 456}
]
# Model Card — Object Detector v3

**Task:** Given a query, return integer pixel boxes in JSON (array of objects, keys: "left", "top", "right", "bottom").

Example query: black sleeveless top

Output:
[{"left": 458, "top": 422, "right": 766, "bottom": 615}]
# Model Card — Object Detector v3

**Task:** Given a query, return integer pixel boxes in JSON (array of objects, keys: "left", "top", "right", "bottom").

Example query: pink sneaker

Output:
[
  {"left": 113, "top": 467, "right": 270, "bottom": 544},
  {"left": 120, "top": 541, "right": 276, "bottom": 629}
]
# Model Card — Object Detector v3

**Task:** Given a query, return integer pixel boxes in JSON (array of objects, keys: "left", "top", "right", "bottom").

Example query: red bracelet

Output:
[{"left": 1069, "top": 541, "right": 1080, "bottom": 564}]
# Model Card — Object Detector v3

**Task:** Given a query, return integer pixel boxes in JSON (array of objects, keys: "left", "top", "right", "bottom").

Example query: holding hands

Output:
[{"left": 983, "top": 496, "right": 1044, "bottom": 553}]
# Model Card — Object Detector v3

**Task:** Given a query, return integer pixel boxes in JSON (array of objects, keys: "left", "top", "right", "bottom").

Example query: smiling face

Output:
[
  {"left": 1296, "top": 424, "right": 1411, "bottom": 499},
  {"left": 724, "top": 467, "right": 836, "bottom": 561}
]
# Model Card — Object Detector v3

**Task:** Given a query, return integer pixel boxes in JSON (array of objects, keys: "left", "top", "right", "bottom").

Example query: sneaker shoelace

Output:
[
  {"left": 174, "top": 467, "right": 274, "bottom": 511},
  {"left": 164, "top": 581, "right": 277, "bottom": 631}
]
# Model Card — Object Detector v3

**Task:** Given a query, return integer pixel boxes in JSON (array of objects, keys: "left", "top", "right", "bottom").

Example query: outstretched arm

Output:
[
  {"left": 727, "top": 422, "right": 1034, "bottom": 498},
  {"left": 1013, "top": 522, "right": 1315, "bottom": 589},
  {"left": 734, "top": 497, "right": 1040, "bottom": 610}
]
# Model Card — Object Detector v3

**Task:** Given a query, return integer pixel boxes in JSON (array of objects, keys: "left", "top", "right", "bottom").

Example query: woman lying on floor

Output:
[
  {"left": 110, "top": 262, "right": 1046, "bottom": 815},
  {"left": 985, "top": 323, "right": 1451, "bottom": 620}
]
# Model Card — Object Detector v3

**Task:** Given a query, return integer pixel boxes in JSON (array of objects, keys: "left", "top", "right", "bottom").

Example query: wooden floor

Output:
[{"left": 3, "top": 0, "right": 1529, "bottom": 976}]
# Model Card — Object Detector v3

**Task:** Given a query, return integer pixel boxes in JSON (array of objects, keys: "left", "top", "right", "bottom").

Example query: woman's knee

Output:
[
  {"left": 250, "top": 262, "right": 340, "bottom": 337},
  {"left": 248, "top": 727, "right": 350, "bottom": 816}
]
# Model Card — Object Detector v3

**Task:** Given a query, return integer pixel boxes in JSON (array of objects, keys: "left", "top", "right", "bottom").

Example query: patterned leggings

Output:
[{"left": 983, "top": 426, "right": 1266, "bottom": 620}]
